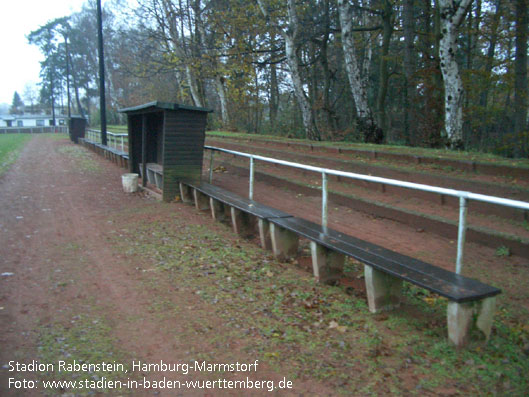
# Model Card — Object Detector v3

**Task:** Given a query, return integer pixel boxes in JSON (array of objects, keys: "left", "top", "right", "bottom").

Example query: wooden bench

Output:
[
  {"left": 179, "top": 181, "right": 501, "bottom": 347},
  {"left": 183, "top": 182, "right": 291, "bottom": 249},
  {"left": 139, "top": 163, "right": 163, "bottom": 189}
]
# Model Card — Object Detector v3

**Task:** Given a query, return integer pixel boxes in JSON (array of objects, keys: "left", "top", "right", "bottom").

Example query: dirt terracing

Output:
[{"left": 1, "top": 135, "right": 528, "bottom": 396}]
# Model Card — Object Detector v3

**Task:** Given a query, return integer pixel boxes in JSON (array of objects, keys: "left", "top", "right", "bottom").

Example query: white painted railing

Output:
[
  {"left": 86, "top": 129, "right": 128, "bottom": 152},
  {"left": 204, "top": 145, "right": 529, "bottom": 274}
]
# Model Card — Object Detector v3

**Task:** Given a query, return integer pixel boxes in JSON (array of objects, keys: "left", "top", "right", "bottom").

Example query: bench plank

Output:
[
  {"left": 189, "top": 182, "right": 292, "bottom": 220},
  {"left": 269, "top": 216, "right": 501, "bottom": 303}
]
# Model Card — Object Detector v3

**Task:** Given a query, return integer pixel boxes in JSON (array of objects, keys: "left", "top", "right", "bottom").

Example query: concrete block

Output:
[
  {"left": 179, "top": 183, "right": 193, "bottom": 203},
  {"left": 230, "top": 207, "right": 254, "bottom": 237},
  {"left": 154, "top": 173, "right": 162, "bottom": 189},
  {"left": 447, "top": 301, "right": 474, "bottom": 348},
  {"left": 364, "top": 265, "right": 402, "bottom": 313},
  {"left": 258, "top": 219, "right": 272, "bottom": 250},
  {"left": 270, "top": 223, "right": 299, "bottom": 260},
  {"left": 447, "top": 296, "right": 497, "bottom": 347},
  {"left": 193, "top": 189, "right": 210, "bottom": 211},
  {"left": 310, "top": 241, "right": 345, "bottom": 284},
  {"left": 210, "top": 198, "right": 226, "bottom": 221},
  {"left": 476, "top": 296, "right": 496, "bottom": 341}
]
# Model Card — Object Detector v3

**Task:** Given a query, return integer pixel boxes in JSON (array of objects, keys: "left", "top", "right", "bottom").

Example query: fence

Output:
[
  {"left": 204, "top": 145, "right": 529, "bottom": 274},
  {"left": 86, "top": 129, "right": 128, "bottom": 153},
  {"left": 0, "top": 126, "right": 68, "bottom": 134}
]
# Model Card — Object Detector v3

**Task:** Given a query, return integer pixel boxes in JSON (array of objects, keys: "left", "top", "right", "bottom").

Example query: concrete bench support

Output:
[
  {"left": 270, "top": 223, "right": 299, "bottom": 260},
  {"left": 179, "top": 183, "right": 193, "bottom": 203},
  {"left": 447, "top": 296, "right": 496, "bottom": 348},
  {"left": 154, "top": 173, "right": 162, "bottom": 189},
  {"left": 258, "top": 219, "right": 272, "bottom": 250},
  {"left": 364, "top": 265, "right": 402, "bottom": 313},
  {"left": 310, "top": 242, "right": 345, "bottom": 284},
  {"left": 230, "top": 207, "right": 254, "bottom": 237},
  {"left": 193, "top": 189, "right": 210, "bottom": 211},
  {"left": 210, "top": 198, "right": 227, "bottom": 221}
]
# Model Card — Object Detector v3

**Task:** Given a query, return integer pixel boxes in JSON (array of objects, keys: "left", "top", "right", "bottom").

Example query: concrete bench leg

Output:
[
  {"left": 179, "top": 183, "right": 193, "bottom": 203},
  {"left": 270, "top": 223, "right": 299, "bottom": 260},
  {"left": 310, "top": 242, "right": 345, "bottom": 284},
  {"left": 193, "top": 189, "right": 210, "bottom": 211},
  {"left": 364, "top": 265, "right": 402, "bottom": 313},
  {"left": 231, "top": 207, "right": 254, "bottom": 237},
  {"left": 210, "top": 198, "right": 226, "bottom": 221},
  {"left": 258, "top": 219, "right": 272, "bottom": 250},
  {"left": 447, "top": 296, "right": 496, "bottom": 348},
  {"left": 147, "top": 169, "right": 154, "bottom": 185},
  {"left": 154, "top": 173, "right": 162, "bottom": 189}
]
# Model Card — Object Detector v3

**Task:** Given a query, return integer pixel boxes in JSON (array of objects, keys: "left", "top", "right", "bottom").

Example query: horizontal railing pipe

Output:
[
  {"left": 204, "top": 145, "right": 529, "bottom": 275},
  {"left": 204, "top": 145, "right": 529, "bottom": 211}
]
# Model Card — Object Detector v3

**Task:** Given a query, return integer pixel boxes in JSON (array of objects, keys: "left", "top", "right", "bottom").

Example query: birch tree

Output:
[
  {"left": 337, "top": 0, "right": 372, "bottom": 127},
  {"left": 438, "top": 0, "right": 472, "bottom": 148},
  {"left": 257, "top": 0, "right": 320, "bottom": 140}
]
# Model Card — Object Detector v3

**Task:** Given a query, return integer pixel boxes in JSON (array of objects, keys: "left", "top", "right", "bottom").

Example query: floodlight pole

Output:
[{"left": 97, "top": 0, "right": 107, "bottom": 146}]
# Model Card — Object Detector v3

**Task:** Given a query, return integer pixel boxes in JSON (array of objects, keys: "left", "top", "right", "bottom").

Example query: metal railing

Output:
[
  {"left": 205, "top": 145, "right": 529, "bottom": 274},
  {"left": 86, "top": 129, "right": 128, "bottom": 152}
]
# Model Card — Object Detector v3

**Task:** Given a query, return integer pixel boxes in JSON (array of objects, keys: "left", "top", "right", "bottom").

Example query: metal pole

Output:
[
  {"left": 249, "top": 156, "right": 255, "bottom": 200},
  {"left": 209, "top": 150, "right": 215, "bottom": 183},
  {"left": 456, "top": 196, "right": 468, "bottom": 274},
  {"left": 322, "top": 172, "right": 328, "bottom": 231},
  {"left": 121, "top": 136, "right": 124, "bottom": 152},
  {"left": 96, "top": 0, "right": 107, "bottom": 146}
]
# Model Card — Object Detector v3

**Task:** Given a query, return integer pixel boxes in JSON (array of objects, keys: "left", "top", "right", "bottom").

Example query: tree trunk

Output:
[
  {"left": 375, "top": 0, "right": 393, "bottom": 139},
  {"left": 185, "top": 65, "right": 203, "bottom": 108},
  {"left": 214, "top": 75, "right": 230, "bottom": 126},
  {"left": 337, "top": 0, "right": 371, "bottom": 122},
  {"left": 257, "top": 0, "right": 320, "bottom": 140},
  {"left": 479, "top": 0, "right": 502, "bottom": 109},
  {"left": 269, "top": 63, "right": 279, "bottom": 131},
  {"left": 403, "top": 0, "right": 417, "bottom": 145},
  {"left": 514, "top": 0, "right": 528, "bottom": 148},
  {"left": 438, "top": 0, "right": 472, "bottom": 148}
]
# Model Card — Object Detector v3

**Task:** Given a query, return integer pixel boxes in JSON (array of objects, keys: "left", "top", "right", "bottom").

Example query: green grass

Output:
[
  {"left": 0, "top": 133, "right": 32, "bottom": 175},
  {"left": 57, "top": 145, "right": 101, "bottom": 173},
  {"left": 108, "top": 207, "right": 529, "bottom": 395},
  {"left": 37, "top": 314, "right": 131, "bottom": 395}
]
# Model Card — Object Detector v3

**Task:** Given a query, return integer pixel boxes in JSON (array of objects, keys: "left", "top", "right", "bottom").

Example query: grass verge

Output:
[
  {"left": 110, "top": 206, "right": 529, "bottom": 395},
  {"left": 0, "top": 134, "right": 32, "bottom": 176}
]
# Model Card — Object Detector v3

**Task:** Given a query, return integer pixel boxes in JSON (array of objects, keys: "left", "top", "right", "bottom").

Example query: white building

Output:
[{"left": 0, "top": 114, "right": 69, "bottom": 128}]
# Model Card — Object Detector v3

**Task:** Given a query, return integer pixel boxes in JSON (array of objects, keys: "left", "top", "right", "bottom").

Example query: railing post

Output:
[
  {"left": 456, "top": 196, "right": 468, "bottom": 274},
  {"left": 121, "top": 136, "right": 124, "bottom": 152},
  {"left": 249, "top": 156, "right": 255, "bottom": 200},
  {"left": 322, "top": 172, "right": 328, "bottom": 232},
  {"left": 209, "top": 150, "right": 215, "bottom": 183}
]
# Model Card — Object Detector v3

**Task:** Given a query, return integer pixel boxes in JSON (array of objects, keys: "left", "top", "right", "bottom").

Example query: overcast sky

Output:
[{"left": 0, "top": 0, "right": 91, "bottom": 106}]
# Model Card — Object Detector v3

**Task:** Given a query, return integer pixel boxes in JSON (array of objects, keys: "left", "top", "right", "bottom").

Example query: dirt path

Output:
[{"left": 0, "top": 136, "right": 330, "bottom": 396}]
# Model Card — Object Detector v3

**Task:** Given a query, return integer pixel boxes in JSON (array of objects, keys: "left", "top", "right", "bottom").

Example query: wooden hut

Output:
[
  {"left": 119, "top": 101, "right": 212, "bottom": 202},
  {"left": 69, "top": 117, "right": 87, "bottom": 144}
]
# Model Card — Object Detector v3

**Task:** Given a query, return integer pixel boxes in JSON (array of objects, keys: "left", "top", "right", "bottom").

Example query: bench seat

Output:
[
  {"left": 179, "top": 181, "right": 501, "bottom": 347},
  {"left": 190, "top": 182, "right": 291, "bottom": 220},
  {"left": 139, "top": 163, "right": 163, "bottom": 188},
  {"left": 269, "top": 216, "right": 500, "bottom": 303}
]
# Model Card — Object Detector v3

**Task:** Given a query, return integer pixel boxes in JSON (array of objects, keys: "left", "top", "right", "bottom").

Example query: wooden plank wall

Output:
[{"left": 162, "top": 109, "right": 207, "bottom": 202}]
